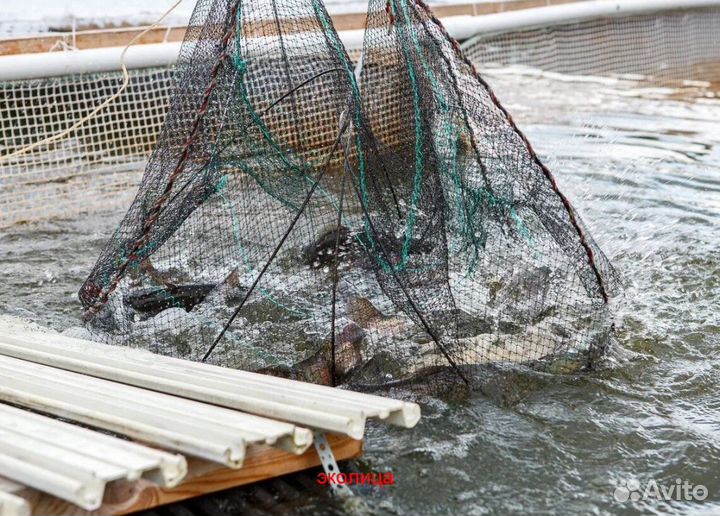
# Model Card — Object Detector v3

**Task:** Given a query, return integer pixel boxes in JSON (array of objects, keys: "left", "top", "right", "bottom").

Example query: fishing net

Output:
[{"left": 80, "top": 0, "right": 619, "bottom": 392}]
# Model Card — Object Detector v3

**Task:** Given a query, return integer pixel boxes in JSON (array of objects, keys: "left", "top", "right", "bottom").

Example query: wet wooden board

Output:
[{"left": 6, "top": 434, "right": 362, "bottom": 516}]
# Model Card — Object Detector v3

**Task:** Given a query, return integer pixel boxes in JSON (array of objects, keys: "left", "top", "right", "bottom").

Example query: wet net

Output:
[{"left": 80, "top": 0, "right": 619, "bottom": 392}]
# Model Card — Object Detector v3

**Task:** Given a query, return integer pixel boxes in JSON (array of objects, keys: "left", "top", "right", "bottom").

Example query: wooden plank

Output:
[
  {"left": 10, "top": 434, "right": 362, "bottom": 516},
  {"left": 0, "top": 0, "right": 587, "bottom": 56}
]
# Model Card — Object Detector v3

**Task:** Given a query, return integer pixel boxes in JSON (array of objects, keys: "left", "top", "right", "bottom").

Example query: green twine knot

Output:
[
  {"left": 233, "top": 56, "right": 247, "bottom": 75},
  {"left": 215, "top": 174, "right": 230, "bottom": 193}
]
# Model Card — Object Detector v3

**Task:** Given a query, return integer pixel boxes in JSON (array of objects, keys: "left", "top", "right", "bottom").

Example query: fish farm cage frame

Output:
[{"left": 1, "top": 0, "right": 719, "bottom": 228}]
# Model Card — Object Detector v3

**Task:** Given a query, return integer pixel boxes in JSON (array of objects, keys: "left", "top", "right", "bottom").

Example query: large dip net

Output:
[{"left": 80, "top": 0, "right": 619, "bottom": 391}]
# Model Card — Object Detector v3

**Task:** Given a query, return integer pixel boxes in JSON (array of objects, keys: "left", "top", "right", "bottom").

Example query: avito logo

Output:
[{"left": 614, "top": 478, "right": 708, "bottom": 503}]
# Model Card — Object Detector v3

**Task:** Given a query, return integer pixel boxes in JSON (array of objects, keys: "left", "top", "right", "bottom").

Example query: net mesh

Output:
[
  {"left": 0, "top": 51, "right": 367, "bottom": 229},
  {"left": 462, "top": 6, "right": 720, "bottom": 82},
  {"left": 0, "top": 68, "right": 172, "bottom": 227},
  {"left": 78, "top": 0, "right": 618, "bottom": 392}
]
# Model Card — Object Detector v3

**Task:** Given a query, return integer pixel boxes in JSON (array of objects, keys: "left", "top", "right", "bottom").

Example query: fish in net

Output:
[{"left": 79, "top": 0, "right": 619, "bottom": 392}]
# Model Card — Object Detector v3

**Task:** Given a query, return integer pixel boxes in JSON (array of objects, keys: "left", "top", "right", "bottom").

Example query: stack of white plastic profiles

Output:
[
  {"left": 0, "top": 316, "right": 421, "bottom": 516},
  {"left": 0, "top": 403, "right": 186, "bottom": 510},
  {"left": 0, "top": 316, "right": 421, "bottom": 439}
]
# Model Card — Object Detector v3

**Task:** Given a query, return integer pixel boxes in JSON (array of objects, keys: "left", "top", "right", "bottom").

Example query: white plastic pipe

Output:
[
  {"left": 0, "top": 490, "right": 30, "bottom": 516},
  {"left": 0, "top": 354, "right": 313, "bottom": 466},
  {"left": 0, "top": 404, "right": 186, "bottom": 488},
  {"left": 0, "top": 315, "right": 421, "bottom": 440},
  {"left": 0, "top": 30, "right": 364, "bottom": 81},
  {"left": 1, "top": 0, "right": 717, "bottom": 81},
  {"left": 0, "top": 403, "right": 186, "bottom": 510},
  {"left": 0, "top": 42, "right": 182, "bottom": 81}
]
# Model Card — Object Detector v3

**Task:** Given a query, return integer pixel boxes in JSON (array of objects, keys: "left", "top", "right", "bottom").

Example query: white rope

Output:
[{"left": 0, "top": 0, "right": 183, "bottom": 163}]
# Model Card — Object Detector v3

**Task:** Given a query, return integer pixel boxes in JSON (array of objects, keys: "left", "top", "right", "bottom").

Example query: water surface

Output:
[{"left": 1, "top": 72, "right": 718, "bottom": 515}]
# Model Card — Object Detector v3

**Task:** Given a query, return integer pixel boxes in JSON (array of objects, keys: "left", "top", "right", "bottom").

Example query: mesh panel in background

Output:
[
  {"left": 0, "top": 68, "right": 172, "bottom": 227},
  {"left": 462, "top": 7, "right": 720, "bottom": 82},
  {"left": 80, "top": 0, "right": 618, "bottom": 393}
]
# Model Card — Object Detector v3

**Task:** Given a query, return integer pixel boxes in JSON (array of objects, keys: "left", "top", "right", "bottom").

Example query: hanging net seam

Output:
[
  {"left": 82, "top": 0, "right": 243, "bottom": 319},
  {"left": 413, "top": 0, "right": 610, "bottom": 304}
]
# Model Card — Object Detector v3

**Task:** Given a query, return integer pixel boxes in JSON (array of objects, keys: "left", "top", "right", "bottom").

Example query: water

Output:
[{"left": 1, "top": 72, "right": 718, "bottom": 515}]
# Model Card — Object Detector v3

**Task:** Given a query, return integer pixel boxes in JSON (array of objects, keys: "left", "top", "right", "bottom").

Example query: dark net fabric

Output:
[{"left": 80, "top": 0, "right": 619, "bottom": 392}]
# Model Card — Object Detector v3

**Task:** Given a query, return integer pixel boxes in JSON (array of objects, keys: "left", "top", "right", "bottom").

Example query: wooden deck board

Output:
[{"left": 8, "top": 434, "right": 362, "bottom": 516}]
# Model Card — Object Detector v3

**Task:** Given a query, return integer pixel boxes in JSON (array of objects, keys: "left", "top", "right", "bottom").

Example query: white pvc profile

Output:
[
  {"left": 0, "top": 317, "right": 421, "bottom": 440},
  {"left": 0, "top": 490, "right": 29, "bottom": 516},
  {"left": 0, "top": 403, "right": 186, "bottom": 510},
  {"left": 0, "top": 355, "right": 313, "bottom": 467}
]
